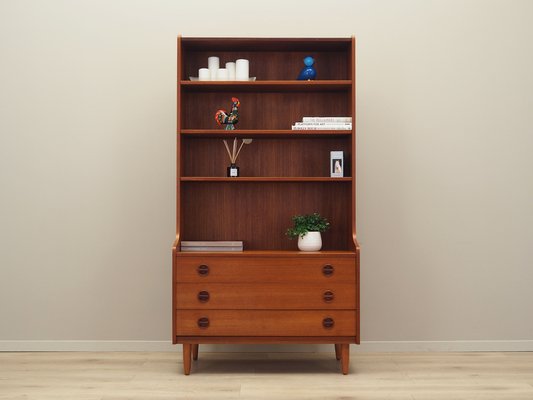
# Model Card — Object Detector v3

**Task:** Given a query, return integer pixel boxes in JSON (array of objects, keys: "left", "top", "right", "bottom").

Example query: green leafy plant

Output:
[{"left": 286, "top": 213, "right": 330, "bottom": 239}]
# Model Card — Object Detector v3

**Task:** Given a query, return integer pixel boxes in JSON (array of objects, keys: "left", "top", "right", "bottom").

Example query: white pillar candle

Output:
[
  {"left": 225, "top": 62, "right": 236, "bottom": 80},
  {"left": 216, "top": 68, "right": 228, "bottom": 81},
  {"left": 235, "top": 59, "right": 249, "bottom": 81},
  {"left": 208, "top": 56, "right": 219, "bottom": 81},
  {"left": 198, "top": 68, "right": 210, "bottom": 81}
]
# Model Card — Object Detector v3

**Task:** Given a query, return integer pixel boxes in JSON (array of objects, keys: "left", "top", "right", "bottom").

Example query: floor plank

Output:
[{"left": 1, "top": 352, "right": 532, "bottom": 399}]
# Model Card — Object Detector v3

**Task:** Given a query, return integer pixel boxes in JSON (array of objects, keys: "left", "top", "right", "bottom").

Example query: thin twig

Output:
[
  {"left": 234, "top": 140, "right": 246, "bottom": 161},
  {"left": 232, "top": 138, "right": 237, "bottom": 163},
  {"left": 223, "top": 140, "right": 233, "bottom": 162}
]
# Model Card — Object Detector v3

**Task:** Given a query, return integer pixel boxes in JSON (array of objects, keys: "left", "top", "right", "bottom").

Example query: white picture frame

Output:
[{"left": 330, "top": 151, "right": 344, "bottom": 177}]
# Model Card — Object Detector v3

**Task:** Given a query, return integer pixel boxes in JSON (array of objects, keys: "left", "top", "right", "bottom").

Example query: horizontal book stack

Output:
[
  {"left": 180, "top": 241, "right": 244, "bottom": 252},
  {"left": 291, "top": 117, "right": 352, "bottom": 130}
]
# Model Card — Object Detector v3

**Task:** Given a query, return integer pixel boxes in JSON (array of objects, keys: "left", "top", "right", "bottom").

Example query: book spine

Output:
[
  {"left": 292, "top": 125, "right": 352, "bottom": 130},
  {"left": 180, "top": 241, "right": 243, "bottom": 247},
  {"left": 294, "top": 122, "right": 351, "bottom": 126},
  {"left": 302, "top": 117, "right": 352, "bottom": 123},
  {"left": 181, "top": 247, "right": 243, "bottom": 252}
]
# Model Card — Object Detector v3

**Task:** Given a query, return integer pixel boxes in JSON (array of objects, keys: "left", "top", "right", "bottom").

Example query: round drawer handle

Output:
[
  {"left": 197, "top": 291, "right": 210, "bottom": 302},
  {"left": 197, "top": 317, "right": 209, "bottom": 328},
  {"left": 323, "top": 290, "right": 334, "bottom": 302},
  {"left": 322, "top": 264, "right": 334, "bottom": 277},
  {"left": 197, "top": 264, "right": 209, "bottom": 276},
  {"left": 323, "top": 317, "right": 335, "bottom": 328}
]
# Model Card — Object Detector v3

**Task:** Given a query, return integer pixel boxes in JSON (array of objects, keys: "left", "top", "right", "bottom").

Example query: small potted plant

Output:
[{"left": 286, "top": 213, "right": 330, "bottom": 251}]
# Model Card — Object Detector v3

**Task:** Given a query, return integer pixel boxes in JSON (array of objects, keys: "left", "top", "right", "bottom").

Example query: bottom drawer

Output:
[{"left": 176, "top": 310, "right": 356, "bottom": 337}]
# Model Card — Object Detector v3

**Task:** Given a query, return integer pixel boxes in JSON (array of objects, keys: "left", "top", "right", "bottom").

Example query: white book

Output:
[
  {"left": 181, "top": 241, "right": 243, "bottom": 247},
  {"left": 302, "top": 117, "right": 352, "bottom": 123},
  {"left": 294, "top": 122, "right": 352, "bottom": 126},
  {"left": 181, "top": 246, "right": 243, "bottom": 252},
  {"left": 292, "top": 125, "right": 352, "bottom": 130}
]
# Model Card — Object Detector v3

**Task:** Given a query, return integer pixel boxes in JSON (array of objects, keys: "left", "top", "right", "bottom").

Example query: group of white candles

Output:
[{"left": 198, "top": 57, "right": 250, "bottom": 81}]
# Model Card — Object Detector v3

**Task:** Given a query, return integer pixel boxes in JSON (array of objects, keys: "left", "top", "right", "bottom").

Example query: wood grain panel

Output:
[
  {"left": 176, "top": 310, "right": 356, "bottom": 336},
  {"left": 175, "top": 336, "right": 356, "bottom": 344},
  {"left": 181, "top": 37, "right": 352, "bottom": 52},
  {"left": 181, "top": 182, "right": 352, "bottom": 250},
  {"left": 181, "top": 81, "right": 352, "bottom": 92},
  {"left": 182, "top": 137, "right": 351, "bottom": 177},
  {"left": 181, "top": 129, "right": 352, "bottom": 138},
  {"left": 181, "top": 91, "right": 350, "bottom": 130},
  {"left": 176, "top": 283, "right": 356, "bottom": 309},
  {"left": 181, "top": 50, "right": 349, "bottom": 81},
  {"left": 175, "top": 255, "right": 356, "bottom": 283}
]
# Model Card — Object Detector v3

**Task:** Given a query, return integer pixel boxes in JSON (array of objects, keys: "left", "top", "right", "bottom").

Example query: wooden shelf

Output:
[
  {"left": 180, "top": 129, "right": 352, "bottom": 138},
  {"left": 180, "top": 177, "right": 352, "bottom": 182},
  {"left": 180, "top": 37, "right": 352, "bottom": 51},
  {"left": 180, "top": 80, "right": 352, "bottom": 92},
  {"left": 176, "top": 250, "right": 357, "bottom": 257}
]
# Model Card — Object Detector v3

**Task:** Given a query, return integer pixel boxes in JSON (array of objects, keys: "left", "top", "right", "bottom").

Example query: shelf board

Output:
[
  {"left": 180, "top": 129, "right": 352, "bottom": 138},
  {"left": 180, "top": 37, "right": 353, "bottom": 51},
  {"left": 180, "top": 177, "right": 352, "bottom": 182},
  {"left": 176, "top": 249, "right": 357, "bottom": 257},
  {"left": 180, "top": 80, "right": 352, "bottom": 92}
]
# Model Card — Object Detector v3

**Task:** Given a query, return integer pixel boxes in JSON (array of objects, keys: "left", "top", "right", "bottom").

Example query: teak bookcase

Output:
[{"left": 172, "top": 37, "right": 360, "bottom": 375}]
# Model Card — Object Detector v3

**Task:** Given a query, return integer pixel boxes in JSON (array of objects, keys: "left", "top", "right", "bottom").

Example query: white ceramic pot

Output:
[{"left": 297, "top": 231, "right": 322, "bottom": 251}]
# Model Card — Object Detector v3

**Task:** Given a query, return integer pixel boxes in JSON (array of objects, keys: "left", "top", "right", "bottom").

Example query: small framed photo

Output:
[{"left": 330, "top": 151, "right": 344, "bottom": 177}]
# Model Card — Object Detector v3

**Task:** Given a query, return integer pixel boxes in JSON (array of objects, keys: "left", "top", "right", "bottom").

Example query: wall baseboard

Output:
[{"left": 1, "top": 340, "right": 532, "bottom": 352}]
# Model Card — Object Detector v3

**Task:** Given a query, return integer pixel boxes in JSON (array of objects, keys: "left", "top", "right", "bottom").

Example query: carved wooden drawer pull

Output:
[
  {"left": 323, "top": 317, "right": 335, "bottom": 328},
  {"left": 323, "top": 290, "right": 334, "bottom": 302},
  {"left": 197, "top": 291, "right": 210, "bottom": 302},
  {"left": 197, "top": 317, "right": 209, "bottom": 328},
  {"left": 322, "top": 264, "right": 334, "bottom": 276},
  {"left": 197, "top": 264, "right": 209, "bottom": 276}
]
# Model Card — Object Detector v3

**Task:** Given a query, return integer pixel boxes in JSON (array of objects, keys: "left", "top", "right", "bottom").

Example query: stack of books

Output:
[
  {"left": 291, "top": 117, "right": 352, "bottom": 130},
  {"left": 180, "top": 241, "right": 243, "bottom": 252}
]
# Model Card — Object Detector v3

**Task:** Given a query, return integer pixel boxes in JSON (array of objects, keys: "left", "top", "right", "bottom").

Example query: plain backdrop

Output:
[{"left": 1, "top": 0, "right": 532, "bottom": 349}]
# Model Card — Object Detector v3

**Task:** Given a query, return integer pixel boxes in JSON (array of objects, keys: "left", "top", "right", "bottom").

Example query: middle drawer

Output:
[{"left": 176, "top": 283, "right": 356, "bottom": 309}]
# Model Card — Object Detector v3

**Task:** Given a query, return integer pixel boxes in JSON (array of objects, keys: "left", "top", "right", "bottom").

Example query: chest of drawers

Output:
[{"left": 173, "top": 251, "right": 359, "bottom": 374}]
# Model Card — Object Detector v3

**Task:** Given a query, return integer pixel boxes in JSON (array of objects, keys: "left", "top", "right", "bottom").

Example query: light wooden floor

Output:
[{"left": 1, "top": 351, "right": 533, "bottom": 399}]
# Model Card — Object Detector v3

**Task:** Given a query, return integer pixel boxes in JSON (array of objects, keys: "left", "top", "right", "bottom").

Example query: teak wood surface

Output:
[
  {"left": 174, "top": 36, "right": 359, "bottom": 375},
  {"left": 176, "top": 310, "right": 357, "bottom": 337},
  {"left": 175, "top": 255, "right": 356, "bottom": 284},
  {"left": 176, "top": 282, "right": 357, "bottom": 309}
]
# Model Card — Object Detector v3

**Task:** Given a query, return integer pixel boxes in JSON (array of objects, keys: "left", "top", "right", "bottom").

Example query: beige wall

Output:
[{"left": 1, "top": 0, "right": 532, "bottom": 349}]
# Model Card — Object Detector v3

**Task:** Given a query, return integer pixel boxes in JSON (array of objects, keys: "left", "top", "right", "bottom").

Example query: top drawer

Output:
[{"left": 175, "top": 256, "right": 356, "bottom": 283}]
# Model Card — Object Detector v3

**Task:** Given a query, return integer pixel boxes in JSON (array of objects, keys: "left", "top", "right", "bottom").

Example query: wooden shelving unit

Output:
[{"left": 173, "top": 37, "right": 360, "bottom": 375}]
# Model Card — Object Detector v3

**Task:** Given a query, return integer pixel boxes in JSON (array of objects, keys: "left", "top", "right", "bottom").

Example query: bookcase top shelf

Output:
[{"left": 180, "top": 37, "right": 353, "bottom": 51}]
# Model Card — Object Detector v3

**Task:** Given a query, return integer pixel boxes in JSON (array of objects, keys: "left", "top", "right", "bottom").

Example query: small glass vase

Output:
[{"left": 227, "top": 163, "right": 239, "bottom": 177}]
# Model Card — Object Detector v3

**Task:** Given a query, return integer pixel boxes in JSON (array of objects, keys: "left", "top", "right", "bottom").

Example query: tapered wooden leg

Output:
[
  {"left": 341, "top": 344, "right": 350, "bottom": 375},
  {"left": 192, "top": 344, "right": 199, "bottom": 360},
  {"left": 183, "top": 344, "right": 192, "bottom": 375},
  {"left": 334, "top": 344, "right": 342, "bottom": 360}
]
